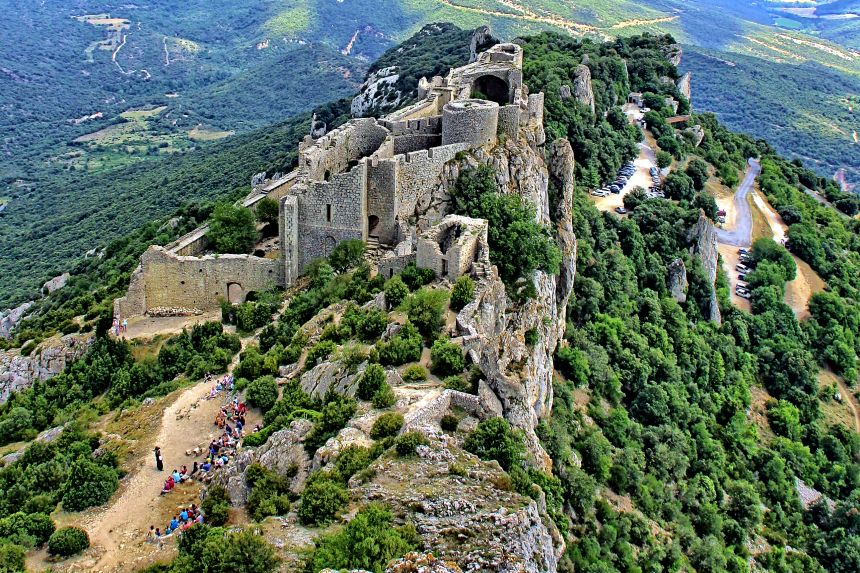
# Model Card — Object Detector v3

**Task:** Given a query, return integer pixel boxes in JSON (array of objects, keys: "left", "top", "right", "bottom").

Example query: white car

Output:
[{"left": 591, "top": 190, "right": 609, "bottom": 197}]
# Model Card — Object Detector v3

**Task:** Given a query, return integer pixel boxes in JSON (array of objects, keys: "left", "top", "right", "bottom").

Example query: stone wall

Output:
[
  {"left": 300, "top": 119, "right": 389, "bottom": 182},
  {"left": 297, "top": 165, "right": 367, "bottom": 270},
  {"left": 116, "top": 246, "right": 281, "bottom": 317},
  {"left": 441, "top": 100, "right": 499, "bottom": 147},
  {"left": 416, "top": 215, "right": 488, "bottom": 279}
]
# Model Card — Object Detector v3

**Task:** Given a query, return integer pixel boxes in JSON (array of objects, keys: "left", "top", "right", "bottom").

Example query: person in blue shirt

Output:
[
  {"left": 168, "top": 516, "right": 179, "bottom": 532},
  {"left": 172, "top": 469, "right": 183, "bottom": 483},
  {"left": 180, "top": 509, "right": 189, "bottom": 522}
]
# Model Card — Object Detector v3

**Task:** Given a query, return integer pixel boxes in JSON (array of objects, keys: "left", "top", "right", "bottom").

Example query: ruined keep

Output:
[{"left": 116, "top": 43, "right": 541, "bottom": 318}]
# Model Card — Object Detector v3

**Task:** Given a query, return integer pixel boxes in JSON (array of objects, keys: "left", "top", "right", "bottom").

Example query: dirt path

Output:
[
  {"left": 29, "top": 337, "right": 258, "bottom": 572},
  {"left": 838, "top": 378, "right": 860, "bottom": 433}
]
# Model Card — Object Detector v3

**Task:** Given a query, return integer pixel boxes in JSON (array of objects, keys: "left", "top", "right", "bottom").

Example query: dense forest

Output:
[{"left": 0, "top": 24, "right": 858, "bottom": 573}]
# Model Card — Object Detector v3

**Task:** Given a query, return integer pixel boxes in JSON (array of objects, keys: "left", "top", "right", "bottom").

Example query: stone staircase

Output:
[
  {"left": 365, "top": 236, "right": 381, "bottom": 265},
  {"left": 472, "top": 260, "right": 491, "bottom": 279}
]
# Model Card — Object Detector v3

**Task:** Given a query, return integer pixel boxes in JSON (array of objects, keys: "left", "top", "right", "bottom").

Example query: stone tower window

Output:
[{"left": 326, "top": 204, "right": 332, "bottom": 222}]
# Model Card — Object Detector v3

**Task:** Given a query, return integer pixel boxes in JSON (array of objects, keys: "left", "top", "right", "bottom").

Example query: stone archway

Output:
[
  {"left": 227, "top": 282, "right": 244, "bottom": 304},
  {"left": 368, "top": 215, "right": 380, "bottom": 237},
  {"left": 471, "top": 75, "right": 510, "bottom": 105},
  {"left": 322, "top": 236, "right": 337, "bottom": 258}
]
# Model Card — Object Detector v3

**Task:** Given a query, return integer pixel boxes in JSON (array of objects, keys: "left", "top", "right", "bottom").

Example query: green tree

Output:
[
  {"left": 430, "top": 339, "right": 465, "bottom": 376},
  {"left": 450, "top": 275, "right": 475, "bottom": 311},
  {"left": 207, "top": 203, "right": 257, "bottom": 254},
  {"left": 464, "top": 418, "right": 525, "bottom": 472},
  {"left": 255, "top": 197, "right": 279, "bottom": 225},
  {"left": 47, "top": 526, "right": 89, "bottom": 557},
  {"left": 246, "top": 376, "right": 279, "bottom": 413},
  {"left": 357, "top": 363, "right": 386, "bottom": 401},
  {"left": 329, "top": 240, "right": 366, "bottom": 273},
  {"left": 663, "top": 172, "right": 695, "bottom": 201},
  {"left": 685, "top": 158, "right": 710, "bottom": 190},
  {"left": 61, "top": 459, "right": 119, "bottom": 512},
  {"left": 310, "top": 503, "right": 418, "bottom": 573},
  {"left": 656, "top": 151, "right": 673, "bottom": 169},
  {"left": 402, "top": 288, "right": 449, "bottom": 339},
  {"left": 383, "top": 275, "right": 409, "bottom": 309},
  {"left": 298, "top": 474, "right": 349, "bottom": 526}
]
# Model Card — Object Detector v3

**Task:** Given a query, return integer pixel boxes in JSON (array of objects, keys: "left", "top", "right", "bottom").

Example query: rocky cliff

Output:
[
  {"left": 689, "top": 211, "right": 722, "bottom": 324},
  {"left": 0, "top": 333, "right": 93, "bottom": 403},
  {"left": 573, "top": 64, "right": 596, "bottom": 115}
]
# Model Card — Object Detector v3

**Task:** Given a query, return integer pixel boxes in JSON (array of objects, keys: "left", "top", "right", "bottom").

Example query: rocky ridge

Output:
[{"left": 0, "top": 332, "right": 93, "bottom": 403}]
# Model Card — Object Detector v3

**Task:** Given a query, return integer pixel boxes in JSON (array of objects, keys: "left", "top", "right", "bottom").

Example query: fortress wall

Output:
[
  {"left": 366, "top": 159, "right": 398, "bottom": 244},
  {"left": 441, "top": 100, "right": 499, "bottom": 147},
  {"left": 124, "top": 246, "right": 280, "bottom": 314},
  {"left": 280, "top": 195, "right": 299, "bottom": 286},
  {"left": 378, "top": 253, "right": 416, "bottom": 280},
  {"left": 393, "top": 134, "right": 442, "bottom": 155},
  {"left": 297, "top": 165, "right": 367, "bottom": 270},
  {"left": 301, "top": 119, "right": 389, "bottom": 182},
  {"left": 394, "top": 142, "right": 471, "bottom": 221},
  {"left": 166, "top": 227, "right": 209, "bottom": 257},
  {"left": 498, "top": 105, "right": 520, "bottom": 139},
  {"left": 381, "top": 116, "right": 442, "bottom": 136}
]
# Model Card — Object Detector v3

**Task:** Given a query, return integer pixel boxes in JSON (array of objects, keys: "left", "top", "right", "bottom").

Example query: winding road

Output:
[{"left": 715, "top": 158, "right": 761, "bottom": 247}]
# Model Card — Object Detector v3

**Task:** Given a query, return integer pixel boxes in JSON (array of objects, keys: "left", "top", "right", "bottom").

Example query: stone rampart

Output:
[
  {"left": 416, "top": 215, "right": 488, "bottom": 279},
  {"left": 441, "top": 99, "right": 499, "bottom": 147},
  {"left": 115, "top": 246, "right": 280, "bottom": 317}
]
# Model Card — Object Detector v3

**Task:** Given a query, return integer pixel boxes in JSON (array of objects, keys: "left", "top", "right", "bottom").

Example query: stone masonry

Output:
[{"left": 117, "top": 43, "right": 540, "bottom": 319}]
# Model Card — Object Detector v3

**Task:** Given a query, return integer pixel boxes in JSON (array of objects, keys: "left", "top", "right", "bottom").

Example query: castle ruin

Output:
[{"left": 115, "top": 43, "right": 543, "bottom": 318}]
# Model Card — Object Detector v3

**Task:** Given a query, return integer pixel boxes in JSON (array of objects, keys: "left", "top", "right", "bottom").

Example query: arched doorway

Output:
[
  {"left": 227, "top": 282, "right": 244, "bottom": 304},
  {"left": 471, "top": 75, "right": 510, "bottom": 105},
  {"left": 322, "top": 236, "right": 337, "bottom": 258},
  {"left": 368, "top": 215, "right": 380, "bottom": 237}
]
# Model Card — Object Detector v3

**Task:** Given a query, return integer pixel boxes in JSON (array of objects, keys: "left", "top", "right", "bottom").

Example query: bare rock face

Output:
[
  {"left": 349, "top": 436, "right": 563, "bottom": 572},
  {"left": 684, "top": 124, "right": 705, "bottom": 147},
  {"left": 688, "top": 211, "right": 722, "bottom": 324},
  {"left": 663, "top": 43, "right": 683, "bottom": 67},
  {"left": 351, "top": 66, "right": 402, "bottom": 118},
  {"left": 677, "top": 71, "right": 692, "bottom": 102},
  {"left": 0, "top": 333, "right": 93, "bottom": 403},
  {"left": 469, "top": 25, "right": 496, "bottom": 63},
  {"left": 212, "top": 419, "right": 314, "bottom": 506},
  {"left": 0, "top": 301, "right": 33, "bottom": 339},
  {"left": 42, "top": 273, "right": 70, "bottom": 294},
  {"left": 559, "top": 85, "right": 572, "bottom": 100},
  {"left": 321, "top": 553, "right": 464, "bottom": 573},
  {"left": 667, "top": 259, "right": 688, "bottom": 303},
  {"left": 573, "top": 65, "right": 595, "bottom": 115},
  {"left": 445, "top": 134, "right": 576, "bottom": 473}
]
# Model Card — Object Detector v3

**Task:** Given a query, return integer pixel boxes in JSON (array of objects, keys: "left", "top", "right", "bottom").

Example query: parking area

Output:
[{"left": 592, "top": 141, "right": 658, "bottom": 213}]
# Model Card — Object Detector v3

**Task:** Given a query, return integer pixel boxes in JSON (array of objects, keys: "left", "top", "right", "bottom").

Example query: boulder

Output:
[
  {"left": 559, "top": 85, "right": 572, "bottom": 100},
  {"left": 0, "top": 301, "right": 33, "bottom": 339},
  {"left": 677, "top": 71, "right": 692, "bottom": 102},
  {"left": 42, "top": 273, "right": 69, "bottom": 294},
  {"left": 469, "top": 25, "right": 496, "bottom": 63}
]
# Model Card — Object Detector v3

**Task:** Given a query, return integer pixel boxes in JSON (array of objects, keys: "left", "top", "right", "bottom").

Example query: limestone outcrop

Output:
[
  {"left": 0, "top": 301, "right": 33, "bottom": 339},
  {"left": 573, "top": 64, "right": 595, "bottom": 115},
  {"left": 667, "top": 258, "right": 688, "bottom": 303},
  {"left": 442, "top": 134, "right": 576, "bottom": 472},
  {"left": 42, "top": 273, "right": 70, "bottom": 294},
  {"left": 469, "top": 25, "right": 496, "bottom": 63},
  {"left": 0, "top": 333, "right": 93, "bottom": 403},
  {"left": 677, "top": 71, "right": 692, "bottom": 102},
  {"left": 684, "top": 124, "right": 705, "bottom": 147},
  {"left": 688, "top": 211, "right": 722, "bottom": 324}
]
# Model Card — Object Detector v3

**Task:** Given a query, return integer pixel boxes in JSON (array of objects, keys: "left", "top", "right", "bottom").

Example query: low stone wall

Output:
[{"left": 115, "top": 246, "right": 281, "bottom": 318}]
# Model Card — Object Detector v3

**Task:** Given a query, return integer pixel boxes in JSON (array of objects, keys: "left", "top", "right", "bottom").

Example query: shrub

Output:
[
  {"left": 450, "top": 275, "right": 475, "bottom": 311},
  {"left": 555, "top": 346, "right": 590, "bottom": 387},
  {"left": 246, "top": 464, "right": 292, "bottom": 521},
  {"left": 305, "top": 394, "right": 357, "bottom": 453},
  {"left": 400, "top": 263, "right": 436, "bottom": 291},
  {"left": 310, "top": 503, "right": 419, "bottom": 572},
  {"left": 329, "top": 239, "right": 366, "bottom": 273},
  {"left": 524, "top": 328, "right": 538, "bottom": 346},
  {"left": 401, "top": 364, "right": 427, "bottom": 383},
  {"left": 370, "top": 412, "right": 404, "bottom": 439},
  {"left": 305, "top": 340, "right": 336, "bottom": 371},
  {"left": 298, "top": 474, "right": 349, "bottom": 526},
  {"left": 383, "top": 275, "right": 409, "bottom": 308},
  {"left": 207, "top": 202, "right": 257, "bottom": 254},
  {"left": 443, "top": 375, "right": 472, "bottom": 393},
  {"left": 402, "top": 288, "right": 449, "bottom": 338},
  {"left": 246, "top": 375, "right": 279, "bottom": 413},
  {"left": 175, "top": 527, "right": 279, "bottom": 573},
  {"left": 430, "top": 339, "right": 465, "bottom": 376},
  {"left": 395, "top": 431, "right": 429, "bottom": 456},
  {"left": 334, "top": 445, "right": 373, "bottom": 481},
  {"left": 440, "top": 414, "right": 459, "bottom": 432},
  {"left": 376, "top": 322, "right": 423, "bottom": 366},
  {"left": 371, "top": 384, "right": 396, "bottom": 409},
  {"left": 464, "top": 418, "right": 525, "bottom": 472},
  {"left": 61, "top": 459, "right": 119, "bottom": 512},
  {"left": 357, "top": 363, "right": 387, "bottom": 400},
  {"left": 201, "top": 484, "right": 231, "bottom": 526},
  {"left": 0, "top": 542, "right": 25, "bottom": 571},
  {"left": 0, "top": 512, "right": 55, "bottom": 547},
  {"left": 47, "top": 526, "right": 90, "bottom": 557},
  {"left": 235, "top": 345, "right": 265, "bottom": 380}
]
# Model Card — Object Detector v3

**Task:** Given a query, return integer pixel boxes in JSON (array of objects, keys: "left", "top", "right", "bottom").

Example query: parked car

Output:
[
  {"left": 615, "top": 206, "right": 628, "bottom": 214},
  {"left": 738, "top": 273, "right": 747, "bottom": 281},
  {"left": 738, "top": 248, "right": 749, "bottom": 255},
  {"left": 717, "top": 209, "right": 727, "bottom": 217},
  {"left": 737, "top": 281, "right": 749, "bottom": 289},
  {"left": 592, "top": 189, "right": 609, "bottom": 197},
  {"left": 736, "top": 264, "right": 750, "bottom": 273},
  {"left": 736, "top": 289, "right": 751, "bottom": 300},
  {"left": 717, "top": 216, "right": 726, "bottom": 224}
]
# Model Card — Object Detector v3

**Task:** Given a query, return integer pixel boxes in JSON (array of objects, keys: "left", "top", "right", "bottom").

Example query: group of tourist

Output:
[
  {"left": 159, "top": 464, "right": 199, "bottom": 495},
  {"left": 112, "top": 316, "right": 128, "bottom": 337},
  {"left": 146, "top": 504, "right": 204, "bottom": 546}
]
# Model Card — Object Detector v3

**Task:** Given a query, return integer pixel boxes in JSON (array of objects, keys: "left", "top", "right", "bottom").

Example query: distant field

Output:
[{"left": 188, "top": 127, "right": 234, "bottom": 141}]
